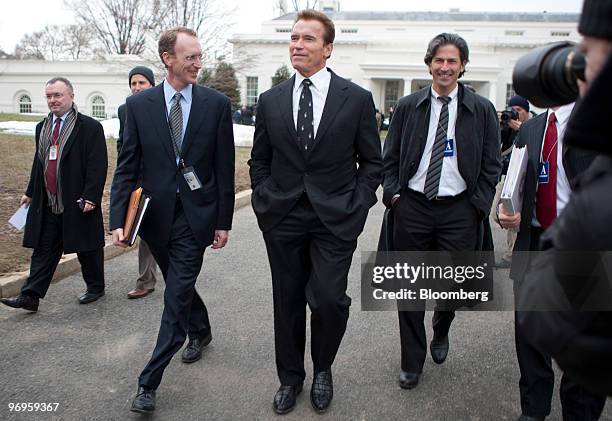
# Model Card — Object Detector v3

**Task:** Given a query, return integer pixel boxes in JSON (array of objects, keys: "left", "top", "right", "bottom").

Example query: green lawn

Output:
[{"left": 0, "top": 113, "right": 45, "bottom": 122}]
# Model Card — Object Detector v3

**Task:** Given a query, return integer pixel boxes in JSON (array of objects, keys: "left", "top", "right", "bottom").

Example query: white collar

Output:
[
  {"left": 294, "top": 67, "right": 331, "bottom": 93},
  {"left": 431, "top": 84, "right": 459, "bottom": 102},
  {"left": 550, "top": 102, "right": 574, "bottom": 126},
  {"left": 163, "top": 79, "right": 193, "bottom": 105}
]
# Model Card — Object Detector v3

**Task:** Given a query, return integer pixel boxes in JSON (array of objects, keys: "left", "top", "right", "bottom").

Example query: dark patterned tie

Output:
[
  {"left": 296, "top": 79, "right": 314, "bottom": 152},
  {"left": 46, "top": 117, "right": 62, "bottom": 194},
  {"left": 424, "top": 96, "right": 451, "bottom": 199},
  {"left": 169, "top": 92, "right": 183, "bottom": 152}
]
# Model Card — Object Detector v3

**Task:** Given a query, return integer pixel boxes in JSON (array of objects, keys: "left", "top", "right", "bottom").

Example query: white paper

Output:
[
  {"left": 501, "top": 145, "right": 528, "bottom": 216},
  {"left": 9, "top": 204, "right": 29, "bottom": 231}
]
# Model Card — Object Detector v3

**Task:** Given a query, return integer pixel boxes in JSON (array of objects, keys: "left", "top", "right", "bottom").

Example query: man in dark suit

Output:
[
  {"left": 110, "top": 27, "right": 235, "bottom": 414},
  {"left": 498, "top": 102, "right": 606, "bottom": 421},
  {"left": 1, "top": 77, "right": 108, "bottom": 312},
  {"left": 249, "top": 10, "right": 382, "bottom": 415},
  {"left": 382, "top": 33, "right": 500, "bottom": 389},
  {"left": 117, "top": 66, "right": 159, "bottom": 300}
]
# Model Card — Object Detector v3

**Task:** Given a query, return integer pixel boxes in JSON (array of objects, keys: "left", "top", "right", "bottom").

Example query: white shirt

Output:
[
  {"left": 532, "top": 102, "right": 574, "bottom": 225},
  {"left": 408, "top": 85, "right": 467, "bottom": 196},
  {"left": 293, "top": 67, "right": 331, "bottom": 137}
]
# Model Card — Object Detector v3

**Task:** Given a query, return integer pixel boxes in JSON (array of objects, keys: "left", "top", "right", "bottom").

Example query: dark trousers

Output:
[
  {"left": 514, "top": 229, "right": 606, "bottom": 419},
  {"left": 138, "top": 198, "right": 210, "bottom": 389},
  {"left": 263, "top": 195, "right": 357, "bottom": 386},
  {"left": 21, "top": 206, "right": 104, "bottom": 299},
  {"left": 393, "top": 189, "right": 478, "bottom": 373}
]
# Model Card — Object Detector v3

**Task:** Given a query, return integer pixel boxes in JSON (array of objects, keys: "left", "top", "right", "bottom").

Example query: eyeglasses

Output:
[{"left": 184, "top": 54, "right": 204, "bottom": 63}]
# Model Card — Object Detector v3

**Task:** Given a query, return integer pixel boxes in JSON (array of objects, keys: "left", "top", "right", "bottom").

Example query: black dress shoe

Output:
[
  {"left": 430, "top": 335, "right": 449, "bottom": 364},
  {"left": 130, "top": 386, "right": 155, "bottom": 414},
  {"left": 78, "top": 291, "right": 105, "bottom": 304},
  {"left": 311, "top": 370, "right": 333, "bottom": 413},
  {"left": 273, "top": 384, "right": 303, "bottom": 415},
  {"left": 399, "top": 370, "right": 421, "bottom": 389},
  {"left": 181, "top": 331, "right": 212, "bottom": 363},
  {"left": 517, "top": 415, "right": 545, "bottom": 421},
  {"left": 0, "top": 294, "right": 39, "bottom": 312}
]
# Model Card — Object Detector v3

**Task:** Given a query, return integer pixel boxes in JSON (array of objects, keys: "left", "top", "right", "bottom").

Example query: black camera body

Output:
[{"left": 500, "top": 108, "right": 519, "bottom": 126}]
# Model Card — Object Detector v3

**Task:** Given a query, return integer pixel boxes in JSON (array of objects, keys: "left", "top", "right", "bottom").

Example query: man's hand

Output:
[
  {"left": 212, "top": 230, "right": 229, "bottom": 249},
  {"left": 498, "top": 203, "right": 521, "bottom": 229},
  {"left": 20, "top": 195, "right": 32, "bottom": 207},
  {"left": 508, "top": 119, "right": 522, "bottom": 131},
  {"left": 82, "top": 200, "right": 96, "bottom": 213},
  {"left": 112, "top": 228, "right": 128, "bottom": 248}
]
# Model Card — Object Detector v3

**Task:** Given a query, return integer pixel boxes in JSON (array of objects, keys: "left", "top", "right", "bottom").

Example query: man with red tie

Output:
[
  {"left": 498, "top": 102, "right": 606, "bottom": 421},
  {"left": 1, "top": 77, "right": 108, "bottom": 312}
]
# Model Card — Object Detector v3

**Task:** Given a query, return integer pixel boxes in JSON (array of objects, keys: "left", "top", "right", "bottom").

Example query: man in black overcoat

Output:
[{"left": 1, "top": 77, "right": 108, "bottom": 312}]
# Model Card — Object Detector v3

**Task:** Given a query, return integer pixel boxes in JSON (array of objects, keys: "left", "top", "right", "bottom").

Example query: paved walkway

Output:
[{"left": 1, "top": 197, "right": 610, "bottom": 420}]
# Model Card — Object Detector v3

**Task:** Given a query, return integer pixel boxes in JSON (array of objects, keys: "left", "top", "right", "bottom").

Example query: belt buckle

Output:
[{"left": 434, "top": 195, "right": 444, "bottom": 201}]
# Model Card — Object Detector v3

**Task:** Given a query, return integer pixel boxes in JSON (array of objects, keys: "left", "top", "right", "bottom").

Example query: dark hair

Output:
[
  {"left": 424, "top": 33, "right": 470, "bottom": 78},
  {"left": 46, "top": 77, "right": 74, "bottom": 93},
  {"left": 294, "top": 9, "right": 335, "bottom": 45},
  {"left": 158, "top": 27, "right": 198, "bottom": 68}
]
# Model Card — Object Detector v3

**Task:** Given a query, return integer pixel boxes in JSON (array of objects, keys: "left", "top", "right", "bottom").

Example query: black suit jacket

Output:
[
  {"left": 116, "top": 103, "right": 126, "bottom": 154},
  {"left": 509, "top": 110, "right": 597, "bottom": 282},
  {"left": 24, "top": 112, "right": 108, "bottom": 252},
  {"left": 382, "top": 83, "right": 501, "bottom": 219},
  {"left": 109, "top": 82, "right": 235, "bottom": 248},
  {"left": 249, "top": 69, "right": 383, "bottom": 242}
]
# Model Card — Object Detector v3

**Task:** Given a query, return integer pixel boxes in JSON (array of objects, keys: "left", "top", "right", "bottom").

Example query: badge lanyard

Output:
[
  {"left": 431, "top": 96, "right": 454, "bottom": 156},
  {"left": 538, "top": 124, "right": 559, "bottom": 184},
  {"left": 49, "top": 118, "right": 61, "bottom": 161},
  {"left": 167, "top": 104, "right": 202, "bottom": 191}
]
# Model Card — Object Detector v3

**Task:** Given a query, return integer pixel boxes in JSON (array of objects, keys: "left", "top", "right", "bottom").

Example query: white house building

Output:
[
  {"left": 0, "top": 56, "right": 158, "bottom": 118},
  {"left": 230, "top": 1, "right": 580, "bottom": 112},
  {"left": 0, "top": 3, "right": 580, "bottom": 118}
]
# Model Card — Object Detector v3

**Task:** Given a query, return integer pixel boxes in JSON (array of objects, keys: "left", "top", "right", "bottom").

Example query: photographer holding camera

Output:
[
  {"left": 492, "top": 95, "right": 531, "bottom": 269},
  {"left": 513, "top": 0, "right": 612, "bottom": 405}
]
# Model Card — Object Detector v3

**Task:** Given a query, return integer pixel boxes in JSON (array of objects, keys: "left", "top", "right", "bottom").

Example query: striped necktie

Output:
[
  {"left": 424, "top": 96, "right": 451, "bottom": 199},
  {"left": 169, "top": 92, "right": 183, "bottom": 151}
]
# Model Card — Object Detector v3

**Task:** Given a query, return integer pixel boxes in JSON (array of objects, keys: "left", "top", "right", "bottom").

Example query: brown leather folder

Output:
[{"left": 123, "top": 187, "right": 142, "bottom": 243}]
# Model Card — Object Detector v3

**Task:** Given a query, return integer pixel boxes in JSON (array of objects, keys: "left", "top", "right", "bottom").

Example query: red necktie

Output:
[
  {"left": 46, "top": 118, "right": 61, "bottom": 194},
  {"left": 536, "top": 112, "right": 557, "bottom": 230}
]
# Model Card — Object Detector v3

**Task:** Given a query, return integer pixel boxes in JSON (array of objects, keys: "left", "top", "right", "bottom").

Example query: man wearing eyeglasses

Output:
[{"left": 110, "top": 27, "right": 235, "bottom": 414}]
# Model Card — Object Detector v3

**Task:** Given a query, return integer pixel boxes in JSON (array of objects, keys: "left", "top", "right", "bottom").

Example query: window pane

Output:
[
  {"left": 91, "top": 95, "right": 106, "bottom": 119},
  {"left": 246, "top": 77, "right": 258, "bottom": 107},
  {"left": 384, "top": 80, "right": 400, "bottom": 113},
  {"left": 19, "top": 95, "right": 32, "bottom": 114}
]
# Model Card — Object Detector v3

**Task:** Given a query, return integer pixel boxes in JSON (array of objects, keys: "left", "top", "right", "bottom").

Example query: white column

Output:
[
  {"left": 488, "top": 81, "right": 497, "bottom": 106},
  {"left": 361, "top": 77, "right": 372, "bottom": 92},
  {"left": 403, "top": 78, "right": 413, "bottom": 96}
]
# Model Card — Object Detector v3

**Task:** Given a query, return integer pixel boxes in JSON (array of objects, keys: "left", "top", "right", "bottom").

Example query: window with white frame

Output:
[
  {"left": 19, "top": 94, "right": 32, "bottom": 114},
  {"left": 246, "top": 77, "right": 258, "bottom": 106},
  {"left": 384, "top": 80, "right": 400, "bottom": 112},
  {"left": 91, "top": 95, "right": 106, "bottom": 119}
]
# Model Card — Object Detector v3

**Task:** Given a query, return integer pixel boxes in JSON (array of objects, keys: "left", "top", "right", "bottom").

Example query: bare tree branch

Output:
[{"left": 66, "top": 0, "right": 162, "bottom": 55}]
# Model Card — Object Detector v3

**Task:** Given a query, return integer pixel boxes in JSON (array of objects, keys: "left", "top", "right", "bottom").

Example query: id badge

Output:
[
  {"left": 181, "top": 166, "right": 202, "bottom": 191},
  {"left": 49, "top": 145, "right": 58, "bottom": 161},
  {"left": 444, "top": 139, "right": 454, "bottom": 157},
  {"left": 538, "top": 161, "right": 550, "bottom": 184}
]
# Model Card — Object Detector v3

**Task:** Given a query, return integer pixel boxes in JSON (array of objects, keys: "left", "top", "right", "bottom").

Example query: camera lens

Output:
[{"left": 512, "top": 41, "right": 584, "bottom": 108}]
